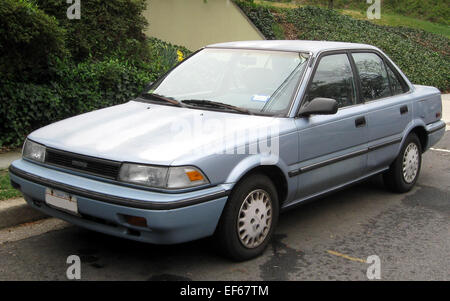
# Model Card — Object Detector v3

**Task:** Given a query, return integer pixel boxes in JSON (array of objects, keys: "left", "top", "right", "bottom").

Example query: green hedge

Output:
[
  {"left": 36, "top": 0, "right": 149, "bottom": 63},
  {"left": 147, "top": 37, "right": 192, "bottom": 75},
  {"left": 300, "top": 0, "right": 450, "bottom": 25},
  {"left": 0, "top": 39, "right": 192, "bottom": 147},
  {"left": 235, "top": 2, "right": 449, "bottom": 92},
  {"left": 384, "top": 26, "right": 449, "bottom": 57},
  {"left": 0, "top": 0, "right": 67, "bottom": 83},
  {"left": 0, "top": 59, "right": 153, "bottom": 146},
  {"left": 285, "top": 6, "right": 449, "bottom": 91},
  {"left": 0, "top": 0, "right": 191, "bottom": 147},
  {"left": 235, "top": 1, "right": 279, "bottom": 40}
]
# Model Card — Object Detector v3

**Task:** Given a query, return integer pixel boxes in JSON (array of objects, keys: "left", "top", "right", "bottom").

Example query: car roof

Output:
[{"left": 206, "top": 40, "right": 378, "bottom": 54}]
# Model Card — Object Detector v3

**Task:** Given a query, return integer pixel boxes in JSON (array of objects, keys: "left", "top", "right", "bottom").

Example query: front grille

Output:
[{"left": 45, "top": 148, "right": 121, "bottom": 179}]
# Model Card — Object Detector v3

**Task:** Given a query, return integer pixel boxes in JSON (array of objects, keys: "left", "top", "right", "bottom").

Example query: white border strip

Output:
[{"left": 430, "top": 148, "right": 450, "bottom": 153}]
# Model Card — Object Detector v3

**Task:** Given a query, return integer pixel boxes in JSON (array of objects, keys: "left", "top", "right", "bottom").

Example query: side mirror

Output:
[{"left": 298, "top": 97, "right": 338, "bottom": 117}]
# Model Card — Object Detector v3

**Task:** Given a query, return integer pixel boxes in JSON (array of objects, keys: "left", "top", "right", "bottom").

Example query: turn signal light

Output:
[
  {"left": 186, "top": 170, "right": 204, "bottom": 182},
  {"left": 124, "top": 215, "right": 147, "bottom": 227}
]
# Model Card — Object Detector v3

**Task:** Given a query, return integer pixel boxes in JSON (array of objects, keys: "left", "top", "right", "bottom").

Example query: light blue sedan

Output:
[{"left": 10, "top": 41, "right": 445, "bottom": 260}]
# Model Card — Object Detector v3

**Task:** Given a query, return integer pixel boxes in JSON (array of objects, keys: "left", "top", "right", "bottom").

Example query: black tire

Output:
[
  {"left": 383, "top": 133, "right": 422, "bottom": 193},
  {"left": 215, "top": 173, "right": 279, "bottom": 261}
]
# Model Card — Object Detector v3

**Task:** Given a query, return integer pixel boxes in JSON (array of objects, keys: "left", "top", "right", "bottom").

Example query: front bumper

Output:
[{"left": 9, "top": 159, "right": 229, "bottom": 244}]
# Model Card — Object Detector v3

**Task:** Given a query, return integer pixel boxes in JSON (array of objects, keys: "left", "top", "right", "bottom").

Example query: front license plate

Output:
[{"left": 45, "top": 188, "right": 78, "bottom": 215}]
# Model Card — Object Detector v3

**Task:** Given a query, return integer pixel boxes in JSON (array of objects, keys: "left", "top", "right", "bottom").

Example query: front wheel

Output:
[
  {"left": 383, "top": 133, "right": 422, "bottom": 193},
  {"left": 215, "top": 173, "right": 279, "bottom": 261}
]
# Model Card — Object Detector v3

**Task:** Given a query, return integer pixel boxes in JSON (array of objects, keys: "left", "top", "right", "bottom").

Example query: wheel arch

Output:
[
  {"left": 409, "top": 126, "right": 428, "bottom": 152},
  {"left": 226, "top": 159, "right": 290, "bottom": 207},
  {"left": 240, "top": 165, "right": 288, "bottom": 208},
  {"left": 400, "top": 119, "right": 428, "bottom": 155}
]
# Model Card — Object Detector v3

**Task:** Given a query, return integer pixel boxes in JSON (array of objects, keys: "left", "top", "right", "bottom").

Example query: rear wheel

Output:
[
  {"left": 215, "top": 173, "right": 279, "bottom": 261},
  {"left": 383, "top": 133, "right": 422, "bottom": 193}
]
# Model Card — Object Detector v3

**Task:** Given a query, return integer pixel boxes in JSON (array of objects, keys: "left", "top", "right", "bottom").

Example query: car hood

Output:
[{"left": 29, "top": 100, "right": 280, "bottom": 165}]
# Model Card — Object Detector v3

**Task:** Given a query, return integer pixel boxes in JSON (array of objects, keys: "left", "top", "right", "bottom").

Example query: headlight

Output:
[
  {"left": 119, "top": 164, "right": 168, "bottom": 188},
  {"left": 118, "top": 164, "right": 208, "bottom": 189},
  {"left": 22, "top": 139, "right": 46, "bottom": 163}
]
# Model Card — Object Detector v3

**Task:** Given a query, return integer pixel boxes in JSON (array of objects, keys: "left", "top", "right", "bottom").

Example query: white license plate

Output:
[{"left": 45, "top": 188, "right": 78, "bottom": 215}]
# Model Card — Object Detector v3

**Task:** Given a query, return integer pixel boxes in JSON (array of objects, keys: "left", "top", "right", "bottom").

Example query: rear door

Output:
[
  {"left": 293, "top": 52, "right": 369, "bottom": 200},
  {"left": 351, "top": 51, "right": 412, "bottom": 172}
]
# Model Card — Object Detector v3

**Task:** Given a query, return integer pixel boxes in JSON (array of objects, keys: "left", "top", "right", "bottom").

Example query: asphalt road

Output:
[{"left": 1, "top": 133, "right": 449, "bottom": 281}]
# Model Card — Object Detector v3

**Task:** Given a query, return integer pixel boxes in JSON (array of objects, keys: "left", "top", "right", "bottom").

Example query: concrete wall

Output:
[{"left": 143, "top": 0, "right": 264, "bottom": 50}]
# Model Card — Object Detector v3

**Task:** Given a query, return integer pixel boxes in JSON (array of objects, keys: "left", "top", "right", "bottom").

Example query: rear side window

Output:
[
  {"left": 305, "top": 53, "right": 357, "bottom": 109},
  {"left": 386, "top": 63, "right": 407, "bottom": 95},
  {"left": 352, "top": 52, "right": 391, "bottom": 101}
]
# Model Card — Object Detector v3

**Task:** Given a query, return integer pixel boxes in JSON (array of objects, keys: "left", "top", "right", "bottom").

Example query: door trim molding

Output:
[{"left": 288, "top": 137, "right": 402, "bottom": 177}]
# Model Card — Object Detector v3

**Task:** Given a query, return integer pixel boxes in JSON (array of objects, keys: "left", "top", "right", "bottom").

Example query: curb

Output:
[{"left": 0, "top": 198, "right": 48, "bottom": 229}]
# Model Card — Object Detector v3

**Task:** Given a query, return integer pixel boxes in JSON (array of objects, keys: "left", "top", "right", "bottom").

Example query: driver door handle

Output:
[{"left": 355, "top": 116, "right": 366, "bottom": 128}]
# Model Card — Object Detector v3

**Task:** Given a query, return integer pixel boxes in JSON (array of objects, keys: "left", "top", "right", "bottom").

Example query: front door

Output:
[{"left": 292, "top": 52, "right": 369, "bottom": 201}]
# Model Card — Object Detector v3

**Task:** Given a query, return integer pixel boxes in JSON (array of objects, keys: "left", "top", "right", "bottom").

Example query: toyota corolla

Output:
[{"left": 9, "top": 41, "right": 445, "bottom": 260}]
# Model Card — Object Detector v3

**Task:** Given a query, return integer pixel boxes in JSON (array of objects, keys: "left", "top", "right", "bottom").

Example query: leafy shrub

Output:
[
  {"left": 0, "top": 59, "right": 152, "bottom": 146},
  {"left": 53, "top": 58, "right": 155, "bottom": 114},
  {"left": 0, "top": 0, "right": 193, "bottom": 147},
  {"left": 0, "top": 0, "right": 68, "bottom": 82},
  {"left": 0, "top": 38, "right": 191, "bottom": 147},
  {"left": 234, "top": 0, "right": 278, "bottom": 39},
  {"left": 147, "top": 37, "right": 191, "bottom": 75},
  {"left": 385, "top": 26, "right": 449, "bottom": 57},
  {"left": 374, "top": 0, "right": 449, "bottom": 26},
  {"left": 284, "top": 6, "right": 449, "bottom": 91},
  {"left": 235, "top": 2, "right": 449, "bottom": 91},
  {"left": 302, "top": 0, "right": 450, "bottom": 25},
  {"left": 0, "top": 80, "right": 63, "bottom": 146},
  {"left": 36, "top": 0, "right": 149, "bottom": 62}
]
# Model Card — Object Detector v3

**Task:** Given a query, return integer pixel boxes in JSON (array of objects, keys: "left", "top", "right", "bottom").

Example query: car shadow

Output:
[{"left": 59, "top": 175, "right": 392, "bottom": 280}]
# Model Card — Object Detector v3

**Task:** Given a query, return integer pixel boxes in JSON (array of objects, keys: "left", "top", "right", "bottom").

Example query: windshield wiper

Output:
[
  {"left": 181, "top": 99, "right": 252, "bottom": 115},
  {"left": 140, "top": 93, "right": 184, "bottom": 107}
]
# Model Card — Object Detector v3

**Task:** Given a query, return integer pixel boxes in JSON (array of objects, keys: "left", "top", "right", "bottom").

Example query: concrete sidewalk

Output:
[
  {"left": 442, "top": 94, "right": 450, "bottom": 130},
  {"left": 0, "top": 151, "right": 20, "bottom": 170}
]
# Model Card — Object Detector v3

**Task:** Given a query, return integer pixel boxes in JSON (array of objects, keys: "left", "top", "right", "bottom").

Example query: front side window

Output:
[
  {"left": 304, "top": 53, "right": 357, "bottom": 109},
  {"left": 352, "top": 52, "right": 391, "bottom": 101},
  {"left": 147, "top": 48, "right": 309, "bottom": 116}
]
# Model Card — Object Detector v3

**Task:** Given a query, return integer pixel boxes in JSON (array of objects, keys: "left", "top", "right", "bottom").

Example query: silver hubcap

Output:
[
  {"left": 237, "top": 189, "right": 272, "bottom": 249},
  {"left": 402, "top": 142, "right": 419, "bottom": 184}
]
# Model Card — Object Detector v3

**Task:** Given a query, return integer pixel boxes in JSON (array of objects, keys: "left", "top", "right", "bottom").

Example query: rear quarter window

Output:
[{"left": 385, "top": 63, "right": 409, "bottom": 95}]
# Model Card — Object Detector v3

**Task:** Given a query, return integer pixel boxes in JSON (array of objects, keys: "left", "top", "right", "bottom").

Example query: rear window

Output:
[{"left": 352, "top": 52, "right": 391, "bottom": 101}]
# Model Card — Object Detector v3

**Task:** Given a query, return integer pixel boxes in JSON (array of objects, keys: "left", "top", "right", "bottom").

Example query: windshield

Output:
[{"left": 145, "top": 48, "right": 310, "bottom": 116}]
